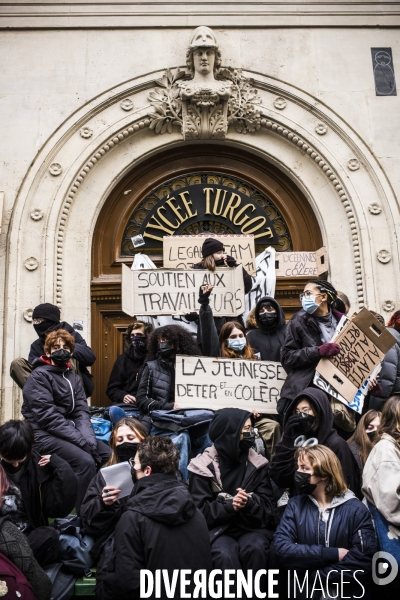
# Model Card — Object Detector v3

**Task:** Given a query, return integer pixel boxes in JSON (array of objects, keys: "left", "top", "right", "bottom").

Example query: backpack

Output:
[
  {"left": 0, "top": 553, "right": 36, "bottom": 600},
  {"left": 91, "top": 417, "right": 112, "bottom": 443},
  {"left": 51, "top": 516, "right": 95, "bottom": 576},
  {"left": 150, "top": 409, "right": 214, "bottom": 433}
]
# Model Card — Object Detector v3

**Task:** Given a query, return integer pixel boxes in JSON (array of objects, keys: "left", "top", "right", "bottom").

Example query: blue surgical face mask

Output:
[
  {"left": 302, "top": 295, "right": 319, "bottom": 314},
  {"left": 227, "top": 338, "right": 247, "bottom": 352}
]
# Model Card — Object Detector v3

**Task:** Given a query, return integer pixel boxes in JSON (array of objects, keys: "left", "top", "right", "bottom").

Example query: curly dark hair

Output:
[
  {"left": 146, "top": 324, "right": 200, "bottom": 361},
  {"left": 137, "top": 436, "right": 179, "bottom": 474}
]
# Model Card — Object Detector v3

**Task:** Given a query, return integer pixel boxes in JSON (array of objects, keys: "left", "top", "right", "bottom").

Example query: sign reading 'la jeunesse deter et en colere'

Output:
[{"left": 139, "top": 183, "right": 280, "bottom": 245}]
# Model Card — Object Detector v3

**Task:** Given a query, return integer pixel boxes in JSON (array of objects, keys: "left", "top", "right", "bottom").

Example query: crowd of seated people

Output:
[{"left": 3, "top": 238, "right": 400, "bottom": 598}]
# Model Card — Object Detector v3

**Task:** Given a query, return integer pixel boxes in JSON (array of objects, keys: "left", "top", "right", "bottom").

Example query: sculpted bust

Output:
[
  {"left": 148, "top": 25, "right": 262, "bottom": 139},
  {"left": 180, "top": 26, "right": 232, "bottom": 139}
]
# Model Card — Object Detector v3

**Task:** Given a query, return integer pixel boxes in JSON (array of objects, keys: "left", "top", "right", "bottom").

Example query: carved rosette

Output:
[
  {"left": 382, "top": 300, "right": 395, "bottom": 312},
  {"left": 377, "top": 249, "right": 391, "bottom": 263}
]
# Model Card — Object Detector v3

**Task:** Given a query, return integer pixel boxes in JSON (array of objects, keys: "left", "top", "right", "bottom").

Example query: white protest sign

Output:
[
  {"left": 275, "top": 247, "right": 328, "bottom": 277},
  {"left": 122, "top": 264, "right": 245, "bottom": 317},
  {"left": 175, "top": 355, "right": 286, "bottom": 413},
  {"left": 163, "top": 235, "right": 256, "bottom": 275}
]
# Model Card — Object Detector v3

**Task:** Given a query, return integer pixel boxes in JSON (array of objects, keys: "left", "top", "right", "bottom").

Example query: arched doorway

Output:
[{"left": 91, "top": 143, "right": 322, "bottom": 406}]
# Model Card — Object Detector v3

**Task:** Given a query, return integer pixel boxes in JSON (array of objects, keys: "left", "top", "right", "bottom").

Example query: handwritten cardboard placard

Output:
[
  {"left": 317, "top": 308, "right": 396, "bottom": 403},
  {"left": 163, "top": 235, "right": 256, "bottom": 275},
  {"left": 122, "top": 264, "right": 245, "bottom": 317},
  {"left": 275, "top": 247, "right": 328, "bottom": 277},
  {"left": 174, "top": 355, "right": 286, "bottom": 413}
]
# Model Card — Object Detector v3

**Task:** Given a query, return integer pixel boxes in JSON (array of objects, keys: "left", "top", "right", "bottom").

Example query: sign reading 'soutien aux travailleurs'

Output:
[
  {"left": 122, "top": 264, "right": 245, "bottom": 317},
  {"left": 175, "top": 355, "right": 286, "bottom": 413}
]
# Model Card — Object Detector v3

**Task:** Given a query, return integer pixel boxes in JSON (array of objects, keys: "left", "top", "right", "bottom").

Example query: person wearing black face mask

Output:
[
  {"left": 275, "top": 445, "right": 377, "bottom": 598},
  {"left": 10, "top": 302, "right": 96, "bottom": 398},
  {"left": 188, "top": 408, "right": 277, "bottom": 595},
  {"left": 136, "top": 325, "right": 212, "bottom": 482},
  {"left": 347, "top": 409, "right": 381, "bottom": 475},
  {"left": 81, "top": 418, "right": 148, "bottom": 563},
  {"left": 269, "top": 388, "right": 360, "bottom": 498},
  {"left": 22, "top": 329, "right": 111, "bottom": 515},
  {"left": 106, "top": 321, "right": 154, "bottom": 415},
  {"left": 246, "top": 297, "right": 287, "bottom": 362}
]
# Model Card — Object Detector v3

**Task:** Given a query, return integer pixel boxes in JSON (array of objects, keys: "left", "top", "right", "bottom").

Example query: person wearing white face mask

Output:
[{"left": 278, "top": 280, "right": 344, "bottom": 416}]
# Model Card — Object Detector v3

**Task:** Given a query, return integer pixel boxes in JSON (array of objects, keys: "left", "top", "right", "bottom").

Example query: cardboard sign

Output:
[
  {"left": 317, "top": 308, "right": 396, "bottom": 403},
  {"left": 122, "top": 264, "right": 245, "bottom": 317},
  {"left": 174, "top": 355, "right": 286, "bottom": 413},
  {"left": 275, "top": 247, "right": 328, "bottom": 277},
  {"left": 163, "top": 235, "right": 256, "bottom": 275}
]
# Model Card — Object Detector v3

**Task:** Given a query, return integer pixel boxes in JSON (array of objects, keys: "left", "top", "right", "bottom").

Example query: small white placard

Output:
[{"left": 101, "top": 461, "right": 134, "bottom": 498}]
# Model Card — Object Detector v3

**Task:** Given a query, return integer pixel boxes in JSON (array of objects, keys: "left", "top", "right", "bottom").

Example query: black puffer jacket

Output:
[
  {"left": 95, "top": 473, "right": 212, "bottom": 600},
  {"left": 106, "top": 346, "right": 144, "bottom": 404},
  {"left": 22, "top": 359, "right": 97, "bottom": 451},
  {"left": 4, "top": 450, "right": 78, "bottom": 530},
  {"left": 135, "top": 358, "right": 174, "bottom": 413},
  {"left": 280, "top": 308, "right": 344, "bottom": 401},
  {"left": 268, "top": 387, "right": 360, "bottom": 495},
  {"left": 246, "top": 296, "right": 286, "bottom": 362},
  {"left": 28, "top": 321, "right": 95, "bottom": 397},
  {"left": 369, "top": 327, "right": 400, "bottom": 410}
]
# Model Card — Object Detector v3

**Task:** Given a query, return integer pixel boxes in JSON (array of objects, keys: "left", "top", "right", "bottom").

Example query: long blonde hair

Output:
[
  {"left": 198, "top": 255, "right": 217, "bottom": 272},
  {"left": 295, "top": 445, "right": 348, "bottom": 497}
]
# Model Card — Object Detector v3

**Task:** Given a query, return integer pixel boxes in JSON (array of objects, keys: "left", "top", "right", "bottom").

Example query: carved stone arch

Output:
[{"left": 4, "top": 67, "right": 399, "bottom": 415}]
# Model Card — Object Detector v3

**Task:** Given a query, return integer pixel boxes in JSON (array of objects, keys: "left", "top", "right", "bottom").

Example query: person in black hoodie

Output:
[
  {"left": 106, "top": 321, "right": 154, "bottom": 406},
  {"left": 95, "top": 436, "right": 212, "bottom": 600},
  {"left": 0, "top": 420, "right": 78, "bottom": 567},
  {"left": 279, "top": 279, "right": 344, "bottom": 415},
  {"left": 268, "top": 387, "right": 360, "bottom": 496},
  {"left": 10, "top": 302, "right": 96, "bottom": 397},
  {"left": 188, "top": 408, "right": 277, "bottom": 597},
  {"left": 81, "top": 417, "right": 148, "bottom": 561},
  {"left": 246, "top": 296, "right": 287, "bottom": 362},
  {"left": 21, "top": 329, "right": 111, "bottom": 514}
]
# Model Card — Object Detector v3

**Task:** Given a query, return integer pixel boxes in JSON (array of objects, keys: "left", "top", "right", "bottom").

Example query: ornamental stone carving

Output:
[
  {"left": 30, "top": 208, "right": 43, "bottom": 221},
  {"left": 49, "top": 163, "right": 62, "bottom": 176},
  {"left": 273, "top": 97, "right": 287, "bottom": 110},
  {"left": 347, "top": 158, "right": 360, "bottom": 171},
  {"left": 315, "top": 122, "right": 327, "bottom": 135},
  {"left": 24, "top": 257, "right": 39, "bottom": 271},
  {"left": 148, "top": 26, "right": 261, "bottom": 140},
  {"left": 120, "top": 98, "right": 134, "bottom": 111},
  {"left": 23, "top": 309, "right": 33, "bottom": 323},
  {"left": 80, "top": 126, "right": 93, "bottom": 139},
  {"left": 377, "top": 249, "right": 391, "bottom": 263},
  {"left": 368, "top": 202, "right": 382, "bottom": 215},
  {"left": 382, "top": 300, "right": 395, "bottom": 312}
]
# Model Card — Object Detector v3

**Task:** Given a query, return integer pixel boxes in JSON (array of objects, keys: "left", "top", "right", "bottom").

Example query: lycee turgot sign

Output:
[{"left": 139, "top": 181, "right": 280, "bottom": 245}]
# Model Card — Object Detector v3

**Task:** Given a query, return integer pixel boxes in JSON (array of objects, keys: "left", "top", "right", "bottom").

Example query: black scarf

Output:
[{"left": 209, "top": 408, "right": 252, "bottom": 496}]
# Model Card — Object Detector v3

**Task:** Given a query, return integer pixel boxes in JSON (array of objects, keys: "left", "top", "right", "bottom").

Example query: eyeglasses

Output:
[
  {"left": 299, "top": 292, "right": 323, "bottom": 301},
  {"left": 242, "top": 426, "right": 254, "bottom": 434},
  {"left": 294, "top": 408, "right": 313, "bottom": 415}
]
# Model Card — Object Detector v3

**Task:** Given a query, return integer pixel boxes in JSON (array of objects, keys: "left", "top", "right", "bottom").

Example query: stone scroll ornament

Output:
[{"left": 148, "top": 26, "right": 262, "bottom": 140}]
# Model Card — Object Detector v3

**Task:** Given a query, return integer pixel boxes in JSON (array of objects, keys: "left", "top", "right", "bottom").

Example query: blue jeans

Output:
[
  {"left": 150, "top": 426, "right": 211, "bottom": 482},
  {"left": 108, "top": 405, "right": 141, "bottom": 425}
]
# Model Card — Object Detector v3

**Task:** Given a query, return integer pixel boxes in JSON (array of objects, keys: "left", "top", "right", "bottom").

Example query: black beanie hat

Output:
[
  {"left": 201, "top": 238, "right": 225, "bottom": 258},
  {"left": 32, "top": 303, "right": 60, "bottom": 323}
]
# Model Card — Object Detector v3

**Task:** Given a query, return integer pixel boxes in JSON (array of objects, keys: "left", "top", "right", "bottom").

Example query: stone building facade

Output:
[{"left": 1, "top": 2, "right": 399, "bottom": 414}]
